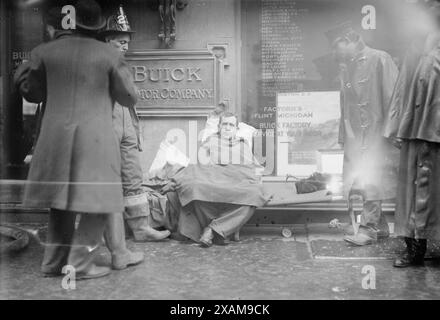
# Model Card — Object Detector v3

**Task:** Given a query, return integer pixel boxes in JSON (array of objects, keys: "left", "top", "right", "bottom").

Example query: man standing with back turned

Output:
[{"left": 14, "top": 0, "right": 138, "bottom": 279}]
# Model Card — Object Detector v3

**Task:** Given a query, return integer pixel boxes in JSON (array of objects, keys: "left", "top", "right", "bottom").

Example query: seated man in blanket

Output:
[{"left": 163, "top": 112, "right": 269, "bottom": 247}]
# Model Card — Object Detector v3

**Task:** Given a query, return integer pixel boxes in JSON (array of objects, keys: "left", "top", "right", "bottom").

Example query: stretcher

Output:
[
  {"left": 256, "top": 182, "right": 395, "bottom": 238},
  {"left": 250, "top": 188, "right": 344, "bottom": 239},
  {"left": 264, "top": 189, "right": 342, "bottom": 207}
]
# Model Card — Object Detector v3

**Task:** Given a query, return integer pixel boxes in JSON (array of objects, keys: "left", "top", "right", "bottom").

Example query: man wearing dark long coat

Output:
[
  {"left": 14, "top": 0, "right": 138, "bottom": 279},
  {"left": 326, "top": 23, "right": 399, "bottom": 246},
  {"left": 384, "top": 0, "right": 440, "bottom": 267}
]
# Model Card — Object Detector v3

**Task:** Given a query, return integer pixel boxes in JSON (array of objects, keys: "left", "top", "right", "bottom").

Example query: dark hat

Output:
[
  {"left": 325, "top": 21, "right": 354, "bottom": 46},
  {"left": 99, "top": 5, "right": 135, "bottom": 37},
  {"left": 74, "top": 0, "right": 106, "bottom": 31}
]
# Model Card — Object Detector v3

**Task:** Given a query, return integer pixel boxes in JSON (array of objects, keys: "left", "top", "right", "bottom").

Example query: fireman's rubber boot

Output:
[
  {"left": 124, "top": 194, "right": 171, "bottom": 242},
  {"left": 343, "top": 215, "right": 390, "bottom": 239},
  {"left": 344, "top": 225, "right": 378, "bottom": 246},
  {"left": 126, "top": 217, "right": 171, "bottom": 242}
]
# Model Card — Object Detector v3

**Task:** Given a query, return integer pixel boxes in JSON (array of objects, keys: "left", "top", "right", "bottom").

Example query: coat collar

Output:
[
  {"left": 68, "top": 31, "right": 99, "bottom": 40},
  {"left": 54, "top": 30, "right": 73, "bottom": 40},
  {"left": 350, "top": 41, "right": 369, "bottom": 63}
]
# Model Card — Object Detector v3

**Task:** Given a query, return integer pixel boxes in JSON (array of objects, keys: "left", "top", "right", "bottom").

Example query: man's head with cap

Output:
[
  {"left": 326, "top": 21, "right": 361, "bottom": 61},
  {"left": 100, "top": 5, "right": 135, "bottom": 54}
]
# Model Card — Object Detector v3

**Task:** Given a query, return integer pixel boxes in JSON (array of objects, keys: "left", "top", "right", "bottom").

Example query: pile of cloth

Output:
[{"left": 294, "top": 172, "right": 332, "bottom": 194}]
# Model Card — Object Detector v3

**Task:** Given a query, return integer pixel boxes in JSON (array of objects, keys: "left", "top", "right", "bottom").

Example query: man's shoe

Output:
[
  {"left": 344, "top": 225, "right": 389, "bottom": 239},
  {"left": 213, "top": 233, "right": 229, "bottom": 246},
  {"left": 42, "top": 271, "right": 62, "bottom": 278},
  {"left": 344, "top": 233, "right": 375, "bottom": 246},
  {"left": 377, "top": 229, "right": 390, "bottom": 239},
  {"left": 76, "top": 265, "right": 111, "bottom": 281},
  {"left": 393, "top": 239, "right": 414, "bottom": 267},
  {"left": 393, "top": 253, "right": 424, "bottom": 268},
  {"left": 111, "top": 250, "right": 144, "bottom": 270},
  {"left": 41, "top": 266, "right": 63, "bottom": 277},
  {"left": 344, "top": 226, "right": 377, "bottom": 246},
  {"left": 393, "top": 237, "right": 425, "bottom": 268},
  {"left": 199, "top": 227, "right": 214, "bottom": 248},
  {"left": 393, "top": 253, "right": 412, "bottom": 267}
]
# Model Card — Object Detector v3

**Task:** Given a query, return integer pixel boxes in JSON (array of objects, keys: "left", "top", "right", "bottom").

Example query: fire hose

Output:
[{"left": 0, "top": 224, "right": 30, "bottom": 254}]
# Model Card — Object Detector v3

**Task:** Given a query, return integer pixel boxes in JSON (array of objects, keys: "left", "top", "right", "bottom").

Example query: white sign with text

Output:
[{"left": 276, "top": 91, "right": 342, "bottom": 177}]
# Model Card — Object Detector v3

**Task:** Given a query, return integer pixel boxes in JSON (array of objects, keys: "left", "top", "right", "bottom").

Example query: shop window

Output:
[{"left": 241, "top": 0, "right": 421, "bottom": 178}]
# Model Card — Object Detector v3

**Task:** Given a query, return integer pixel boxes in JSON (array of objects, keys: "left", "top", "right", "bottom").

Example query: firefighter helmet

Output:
[{"left": 99, "top": 5, "right": 135, "bottom": 37}]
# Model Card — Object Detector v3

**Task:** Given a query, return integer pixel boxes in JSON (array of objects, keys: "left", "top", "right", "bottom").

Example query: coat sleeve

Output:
[
  {"left": 13, "top": 48, "right": 46, "bottom": 104},
  {"left": 383, "top": 62, "right": 405, "bottom": 138},
  {"left": 128, "top": 106, "right": 143, "bottom": 151},
  {"left": 419, "top": 54, "right": 438, "bottom": 111},
  {"left": 110, "top": 55, "right": 138, "bottom": 108},
  {"left": 29, "top": 101, "right": 46, "bottom": 155},
  {"left": 336, "top": 65, "right": 346, "bottom": 145},
  {"left": 383, "top": 43, "right": 423, "bottom": 139},
  {"left": 378, "top": 53, "right": 399, "bottom": 126},
  {"left": 338, "top": 89, "right": 345, "bottom": 145}
]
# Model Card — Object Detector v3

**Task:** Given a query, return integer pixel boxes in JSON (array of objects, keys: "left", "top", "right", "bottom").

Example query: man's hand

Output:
[
  {"left": 24, "top": 154, "right": 33, "bottom": 165},
  {"left": 160, "top": 181, "right": 177, "bottom": 194},
  {"left": 389, "top": 137, "right": 402, "bottom": 149}
]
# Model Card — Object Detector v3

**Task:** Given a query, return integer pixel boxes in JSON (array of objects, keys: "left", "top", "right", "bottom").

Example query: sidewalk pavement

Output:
[{"left": 1, "top": 223, "right": 440, "bottom": 300}]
